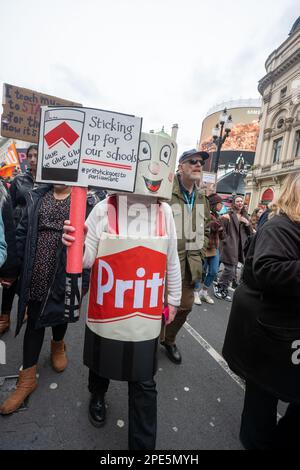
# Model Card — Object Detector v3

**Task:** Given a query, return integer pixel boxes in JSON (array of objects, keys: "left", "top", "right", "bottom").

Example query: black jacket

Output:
[
  {"left": 9, "top": 170, "right": 35, "bottom": 226},
  {"left": 223, "top": 214, "right": 300, "bottom": 403},
  {"left": 15, "top": 185, "right": 95, "bottom": 336},
  {"left": 257, "top": 208, "right": 271, "bottom": 229},
  {"left": 0, "top": 185, "right": 20, "bottom": 279}
]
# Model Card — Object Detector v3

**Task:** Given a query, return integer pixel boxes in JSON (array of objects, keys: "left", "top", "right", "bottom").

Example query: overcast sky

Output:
[{"left": 1, "top": 0, "right": 299, "bottom": 156}]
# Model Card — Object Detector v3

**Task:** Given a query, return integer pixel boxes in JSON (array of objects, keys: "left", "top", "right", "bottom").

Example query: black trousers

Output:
[
  {"left": 240, "top": 380, "right": 300, "bottom": 450},
  {"left": 89, "top": 369, "right": 157, "bottom": 451},
  {"left": 1, "top": 280, "right": 17, "bottom": 314},
  {"left": 23, "top": 301, "right": 68, "bottom": 369}
]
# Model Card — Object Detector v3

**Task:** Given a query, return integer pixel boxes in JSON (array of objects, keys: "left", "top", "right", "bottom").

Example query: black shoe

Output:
[
  {"left": 161, "top": 342, "right": 182, "bottom": 364},
  {"left": 214, "top": 285, "right": 232, "bottom": 302},
  {"left": 221, "top": 288, "right": 232, "bottom": 302},
  {"left": 214, "top": 284, "right": 223, "bottom": 299},
  {"left": 88, "top": 393, "right": 106, "bottom": 427}
]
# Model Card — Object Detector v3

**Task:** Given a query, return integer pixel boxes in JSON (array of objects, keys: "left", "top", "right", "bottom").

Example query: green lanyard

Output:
[{"left": 183, "top": 190, "right": 195, "bottom": 212}]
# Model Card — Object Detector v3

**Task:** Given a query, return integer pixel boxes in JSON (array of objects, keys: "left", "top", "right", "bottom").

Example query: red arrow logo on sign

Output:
[{"left": 44, "top": 122, "right": 80, "bottom": 149}]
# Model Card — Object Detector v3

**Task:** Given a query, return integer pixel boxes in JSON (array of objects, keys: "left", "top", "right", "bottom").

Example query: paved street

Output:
[{"left": 0, "top": 288, "right": 246, "bottom": 450}]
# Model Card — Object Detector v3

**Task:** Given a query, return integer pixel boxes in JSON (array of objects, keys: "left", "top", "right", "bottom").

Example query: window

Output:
[
  {"left": 280, "top": 86, "right": 287, "bottom": 99},
  {"left": 296, "top": 131, "right": 300, "bottom": 158},
  {"left": 272, "top": 138, "right": 283, "bottom": 163}
]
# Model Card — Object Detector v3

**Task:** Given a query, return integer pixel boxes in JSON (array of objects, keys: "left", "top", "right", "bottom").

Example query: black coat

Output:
[
  {"left": 9, "top": 171, "right": 34, "bottom": 226},
  {"left": 0, "top": 187, "right": 20, "bottom": 279},
  {"left": 222, "top": 214, "right": 300, "bottom": 403},
  {"left": 15, "top": 185, "right": 95, "bottom": 336}
]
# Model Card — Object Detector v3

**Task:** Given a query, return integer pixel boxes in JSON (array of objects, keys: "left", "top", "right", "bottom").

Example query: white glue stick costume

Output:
[
  {"left": 82, "top": 129, "right": 181, "bottom": 450},
  {"left": 83, "top": 129, "right": 181, "bottom": 381}
]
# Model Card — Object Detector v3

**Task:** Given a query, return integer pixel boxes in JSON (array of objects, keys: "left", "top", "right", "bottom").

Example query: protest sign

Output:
[
  {"left": 200, "top": 171, "right": 217, "bottom": 195},
  {"left": 0, "top": 139, "right": 20, "bottom": 177},
  {"left": 1, "top": 83, "right": 80, "bottom": 143},
  {"left": 16, "top": 148, "right": 29, "bottom": 172},
  {"left": 37, "top": 106, "right": 142, "bottom": 193}
]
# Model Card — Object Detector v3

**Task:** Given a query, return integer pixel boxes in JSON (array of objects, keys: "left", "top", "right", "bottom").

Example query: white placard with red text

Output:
[{"left": 36, "top": 106, "right": 142, "bottom": 192}]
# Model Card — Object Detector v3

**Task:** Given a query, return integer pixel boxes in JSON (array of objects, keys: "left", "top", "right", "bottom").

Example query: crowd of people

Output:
[{"left": 0, "top": 143, "right": 299, "bottom": 451}]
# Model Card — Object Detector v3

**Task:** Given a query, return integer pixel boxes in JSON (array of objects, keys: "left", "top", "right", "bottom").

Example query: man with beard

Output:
[{"left": 161, "top": 149, "right": 210, "bottom": 364}]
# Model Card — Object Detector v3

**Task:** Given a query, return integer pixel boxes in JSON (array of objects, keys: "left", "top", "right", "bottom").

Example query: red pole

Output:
[{"left": 65, "top": 186, "right": 88, "bottom": 320}]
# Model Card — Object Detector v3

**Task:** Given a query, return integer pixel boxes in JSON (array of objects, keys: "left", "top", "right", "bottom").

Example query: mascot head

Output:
[{"left": 133, "top": 128, "right": 177, "bottom": 200}]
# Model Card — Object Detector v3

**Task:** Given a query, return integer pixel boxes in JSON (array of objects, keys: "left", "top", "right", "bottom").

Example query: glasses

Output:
[{"left": 186, "top": 159, "right": 205, "bottom": 166}]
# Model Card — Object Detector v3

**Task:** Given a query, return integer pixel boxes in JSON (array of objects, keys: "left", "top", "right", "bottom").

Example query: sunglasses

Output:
[{"left": 186, "top": 159, "right": 205, "bottom": 166}]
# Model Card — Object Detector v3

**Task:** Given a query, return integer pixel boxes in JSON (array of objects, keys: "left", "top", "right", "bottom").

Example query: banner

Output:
[
  {"left": 36, "top": 106, "right": 142, "bottom": 192},
  {"left": 1, "top": 83, "right": 81, "bottom": 143}
]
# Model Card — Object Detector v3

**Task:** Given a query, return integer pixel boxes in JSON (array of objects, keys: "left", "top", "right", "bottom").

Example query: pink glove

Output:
[{"left": 163, "top": 306, "right": 169, "bottom": 321}]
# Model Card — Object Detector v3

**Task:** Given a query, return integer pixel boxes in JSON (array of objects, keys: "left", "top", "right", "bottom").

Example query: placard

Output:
[
  {"left": 1, "top": 83, "right": 81, "bottom": 143},
  {"left": 200, "top": 171, "right": 217, "bottom": 195},
  {"left": 36, "top": 106, "right": 142, "bottom": 192},
  {"left": 0, "top": 140, "right": 20, "bottom": 178},
  {"left": 0, "top": 139, "right": 20, "bottom": 166},
  {"left": 16, "top": 147, "right": 29, "bottom": 172}
]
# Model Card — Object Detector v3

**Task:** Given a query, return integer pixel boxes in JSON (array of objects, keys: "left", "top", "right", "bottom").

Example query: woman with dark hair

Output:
[
  {"left": 0, "top": 184, "right": 94, "bottom": 415},
  {"left": 215, "top": 195, "right": 252, "bottom": 302},
  {"left": 9, "top": 144, "right": 38, "bottom": 225},
  {"left": 223, "top": 172, "right": 300, "bottom": 449},
  {"left": 0, "top": 145, "right": 38, "bottom": 334}
]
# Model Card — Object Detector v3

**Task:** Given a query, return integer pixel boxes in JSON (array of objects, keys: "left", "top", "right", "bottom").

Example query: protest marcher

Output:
[
  {"left": 250, "top": 207, "right": 264, "bottom": 232},
  {"left": 194, "top": 193, "right": 224, "bottom": 305},
  {"left": 223, "top": 172, "right": 300, "bottom": 449},
  {"left": 0, "top": 183, "right": 8, "bottom": 268},
  {"left": 0, "top": 145, "right": 38, "bottom": 334},
  {"left": 0, "top": 182, "right": 19, "bottom": 334},
  {"left": 9, "top": 145, "right": 38, "bottom": 225},
  {"left": 215, "top": 195, "right": 252, "bottom": 302},
  {"left": 257, "top": 204, "right": 272, "bottom": 229},
  {"left": 63, "top": 130, "right": 181, "bottom": 451},
  {"left": 0, "top": 184, "right": 94, "bottom": 415},
  {"left": 161, "top": 149, "right": 210, "bottom": 363},
  {"left": 0, "top": 212, "right": 7, "bottom": 269}
]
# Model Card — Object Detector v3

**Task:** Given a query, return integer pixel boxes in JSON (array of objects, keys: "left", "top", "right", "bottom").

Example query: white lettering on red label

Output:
[{"left": 88, "top": 246, "right": 167, "bottom": 322}]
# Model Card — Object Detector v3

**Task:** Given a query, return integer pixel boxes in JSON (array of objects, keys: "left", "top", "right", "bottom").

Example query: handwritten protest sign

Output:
[
  {"left": 37, "top": 106, "right": 142, "bottom": 192},
  {"left": 1, "top": 83, "right": 80, "bottom": 143}
]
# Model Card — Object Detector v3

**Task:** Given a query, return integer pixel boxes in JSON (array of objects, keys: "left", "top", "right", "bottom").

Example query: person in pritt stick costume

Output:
[{"left": 63, "top": 128, "right": 181, "bottom": 450}]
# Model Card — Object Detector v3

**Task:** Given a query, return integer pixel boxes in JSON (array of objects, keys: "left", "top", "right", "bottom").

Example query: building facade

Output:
[{"left": 246, "top": 17, "right": 300, "bottom": 212}]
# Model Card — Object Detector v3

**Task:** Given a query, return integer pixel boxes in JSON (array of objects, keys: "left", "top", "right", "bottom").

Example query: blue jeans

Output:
[{"left": 194, "top": 250, "right": 220, "bottom": 291}]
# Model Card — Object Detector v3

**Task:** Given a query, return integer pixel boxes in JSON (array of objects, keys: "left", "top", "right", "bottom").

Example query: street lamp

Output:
[{"left": 212, "top": 108, "right": 233, "bottom": 174}]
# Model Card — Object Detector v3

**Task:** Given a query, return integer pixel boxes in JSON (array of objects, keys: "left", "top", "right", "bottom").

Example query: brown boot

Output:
[
  {"left": 0, "top": 314, "right": 10, "bottom": 334},
  {"left": 51, "top": 340, "right": 68, "bottom": 372},
  {"left": 0, "top": 366, "right": 38, "bottom": 415}
]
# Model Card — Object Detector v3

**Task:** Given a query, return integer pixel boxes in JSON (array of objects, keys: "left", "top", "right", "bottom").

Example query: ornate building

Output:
[{"left": 246, "top": 17, "right": 300, "bottom": 211}]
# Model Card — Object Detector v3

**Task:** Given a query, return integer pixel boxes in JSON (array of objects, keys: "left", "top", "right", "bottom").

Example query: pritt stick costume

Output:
[{"left": 83, "top": 128, "right": 181, "bottom": 382}]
